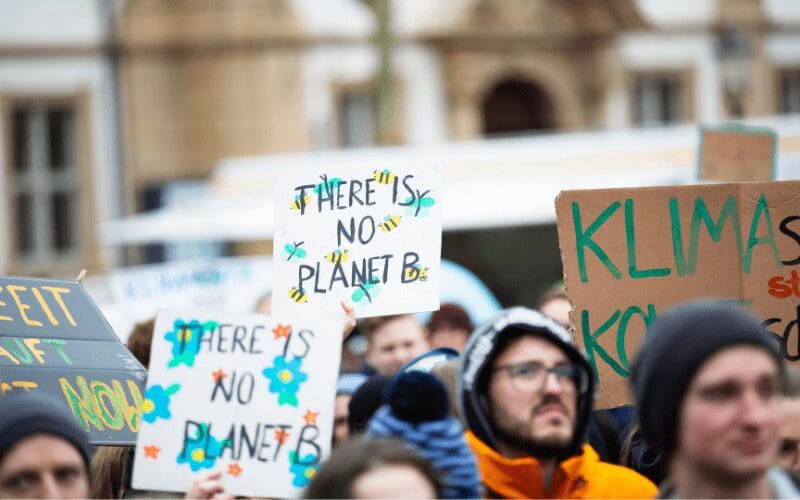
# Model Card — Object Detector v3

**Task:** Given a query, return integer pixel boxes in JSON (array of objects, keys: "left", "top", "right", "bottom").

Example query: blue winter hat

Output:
[{"left": 369, "top": 371, "right": 481, "bottom": 499}]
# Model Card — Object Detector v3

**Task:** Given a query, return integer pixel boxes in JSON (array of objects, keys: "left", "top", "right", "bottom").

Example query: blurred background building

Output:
[{"left": 2, "top": 0, "right": 800, "bottom": 310}]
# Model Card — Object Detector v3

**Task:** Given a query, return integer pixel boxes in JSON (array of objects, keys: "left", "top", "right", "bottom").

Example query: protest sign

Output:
[
  {"left": 272, "top": 167, "right": 442, "bottom": 319},
  {"left": 556, "top": 180, "right": 800, "bottom": 408},
  {"left": 108, "top": 257, "right": 273, "bottom": 342},
  {"left": 132, "top": 309, "right": 339, "bottom": 498},
  {"left": 0, "top": 275, "right": 147, "bottom": 444},
  {"left": 698, "top": 125, "right": 777, "bottom": 182}
]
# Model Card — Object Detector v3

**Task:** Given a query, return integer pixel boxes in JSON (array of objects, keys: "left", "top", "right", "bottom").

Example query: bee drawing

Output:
[
  {"left": 325, "top": 249, "right": 349, "bottom": 264},
  {"left": 283, "top": 241, "right": 307, "bottom": 261},
  {"left": 290, "top": 194, "right": 311, "bottom": 211},
  {"left": 351, "top": 277, "right": 381, "bottom": 304},
  {"left": 380, "top": 215, "right": 401, "bottom": 232},
  {"left": 404, "top": 265, "right": 429, "bottom": 282},
  {"left": 372, "top": 169, "right": 395, "bottom": 185},
  {"left": 288, "top": 287, "right": 308, "bottom": 304}
]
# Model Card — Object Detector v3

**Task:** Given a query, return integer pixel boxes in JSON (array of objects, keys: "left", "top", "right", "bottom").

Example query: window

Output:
[
  {"left": 10, "top": 104, "right": 80, "bottom": 266},
  {"left": 338, "top": 89, "right": 375, "bottom": 147},
  {"left": 633, "top": 75, "right": 683, "bottom": 127},
  {"left": 779, "top": 69, "right": 800, "bottom": 114}
]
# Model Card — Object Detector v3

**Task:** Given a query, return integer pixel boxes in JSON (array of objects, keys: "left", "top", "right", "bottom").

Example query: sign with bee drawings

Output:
[
  {"left": 132, "top": 309, "right": 339, "bottom": 498},
  {"left": 272, "top": 166, "right": 442, "bottom": 319}
]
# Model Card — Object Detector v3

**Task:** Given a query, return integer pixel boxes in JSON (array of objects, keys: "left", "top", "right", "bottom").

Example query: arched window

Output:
[{"left": 481, "top": 79, "right": 556, "bottom": 136}]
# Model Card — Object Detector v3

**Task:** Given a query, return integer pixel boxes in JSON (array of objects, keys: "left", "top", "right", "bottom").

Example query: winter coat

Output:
[{"left": 466, "top": 430, "right": 658, "bottom": 499}]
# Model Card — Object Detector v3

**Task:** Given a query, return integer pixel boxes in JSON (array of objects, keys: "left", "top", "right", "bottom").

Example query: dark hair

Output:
[
  {"left": 126, "top": 317, "right": 155, "bottom": 368},
  {"left": 427, "top": 304, "right": 473, "bottom": 334},
  {"left": 303, "top": 437, "right": 443, "bottom": 499},
  {"left": 359, "top": 314, "right": 413, "bottom": 341},
  {"left": 90, "top": 446, "right": 133, "bottom": 499}
]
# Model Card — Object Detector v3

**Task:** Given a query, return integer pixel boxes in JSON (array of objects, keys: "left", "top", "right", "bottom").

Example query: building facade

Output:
[{"left": 1, "top": 0, "right": 799, "bottom": 277}]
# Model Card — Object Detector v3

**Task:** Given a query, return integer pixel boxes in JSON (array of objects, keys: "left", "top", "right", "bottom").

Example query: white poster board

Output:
[
  {"left": 108, "top": 257, "right": 273, "bottom": 341},
  {"left": 132, "top": 309, "right": 339, "bottom": 498},
  {"left": 272, "top": 166, "right": 442, "bottom": 319}
]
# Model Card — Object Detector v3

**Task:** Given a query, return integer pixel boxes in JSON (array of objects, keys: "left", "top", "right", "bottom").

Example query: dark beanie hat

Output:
[
  {"left": 0, "top": 391, "right": 92, "bottom": 469},
  {"left": 631, "top": 300, "right": 783, "bottom": 457},
  {"left": 387, "top": 370, "right": 449, "bottom": 423},
  {"left": 348, "top": 375, "right": 392, "bottom": 435},
  {"left": 369, "top": 372, "right": 481, "bottom": 499}
]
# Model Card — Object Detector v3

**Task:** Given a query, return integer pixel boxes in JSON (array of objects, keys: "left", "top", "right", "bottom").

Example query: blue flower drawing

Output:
[
  {"left": 289, "top": 451, "right": 318, "bottom": 488},
  {"left": 176, "top": 423, "right": 228, "bottom": 472},
  {"left": 262, "top": 355, "right": 308, "bottom": 406},
  {"left": 164, "top": 319, "right": 218, "bottom": 368},
  {"left": 141, "top": 384, "right": 180, "bottom": 424}
]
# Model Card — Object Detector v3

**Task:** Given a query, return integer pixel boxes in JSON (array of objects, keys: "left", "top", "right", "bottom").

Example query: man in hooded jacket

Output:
[{"left": 459, "top": 306, "right": 656, "bottom": 498}]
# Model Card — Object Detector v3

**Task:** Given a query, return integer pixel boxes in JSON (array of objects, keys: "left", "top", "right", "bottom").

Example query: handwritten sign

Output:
[
  {"left": 556, "top": 180, "right": 800, "bottom": 408},
  {"left": 108, "top": 257, "right": 273, "bottom": 342},
  {"left": 132, "top": 310, "right": 339, "bottom": 498},
  {"left": 272, "top": 167, "right": 442, "bottom": 319},
  {"left": 698, "top": 125, "right": 777, "bottom": 182},
  {"left": 0, "top": 275, "right": 146, "bottom": 444}
]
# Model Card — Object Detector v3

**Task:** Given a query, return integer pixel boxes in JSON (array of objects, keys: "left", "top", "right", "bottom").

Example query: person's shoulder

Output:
[{"left": 585, "top": 459, "right": 658, "bottom": 498}]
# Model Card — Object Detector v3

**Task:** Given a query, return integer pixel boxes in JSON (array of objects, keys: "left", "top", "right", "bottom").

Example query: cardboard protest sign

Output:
[
  {"left": 132, "top": 309, "right": 339, "bottom": 498},
  {"left": 556, "top": 180, "right": 800, "bottom": 408},
  {"left": 698, "top": 125, "right": 777, "bottom": 182},
  {"left": 272, "top": 167, "right": 442, "bottom": 319},
  {"left": 0, "top": 275, "right": 147, "bottom": 444}
]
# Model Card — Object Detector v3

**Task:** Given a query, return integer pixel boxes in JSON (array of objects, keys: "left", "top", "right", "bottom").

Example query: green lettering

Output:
[
  {"left": 744, "top": 193, "right": 781, "bottom": 273},
  {"left": 669, "top": 197, "right": 689, "bottom": 276},
  {"left": 59, "top": 376, "right": 104, "bottom": 431},
  {"left": 625, "top": 199, "right": 671, "bottom": 279},
  {"left": 581, "top": 309, "right": 627, "bottom": 377},
  {"left": 1, "top": 338, "right": 32, "bottom": 364},
  {"left": 616, "top": 305, "right": 657, "bottom": 371},
  {"left": 687, "top": 195, "right": 743, "bottom": 275},
  {"left": 112, "top": 380, "right": 143, "bottom": 432},
  {"left": 91, "top": 381, "right": 124, "bottom": 430},
  {"left": 42, "top": 339, "right": 72, "bottom": 364},
  {"left": 572, "top": 201, "right": 622, "bottom": 283}
]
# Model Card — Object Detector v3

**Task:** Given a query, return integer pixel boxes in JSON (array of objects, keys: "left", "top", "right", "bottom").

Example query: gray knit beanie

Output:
[
  {"left": 631, "top": 300, "right": 783, "bottom": 457},
  {"left": 0, "top": 391, "right": 92, "bottom": 470}
]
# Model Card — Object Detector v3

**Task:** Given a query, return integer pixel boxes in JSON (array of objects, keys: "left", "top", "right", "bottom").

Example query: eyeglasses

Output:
[{"left": 492, "top": 360, "right": 589, "bottom": 394}]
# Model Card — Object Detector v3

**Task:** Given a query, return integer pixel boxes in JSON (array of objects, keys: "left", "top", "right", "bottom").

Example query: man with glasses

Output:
[{"left": 459, "top": 307, "right": 656, "bottom": 498}]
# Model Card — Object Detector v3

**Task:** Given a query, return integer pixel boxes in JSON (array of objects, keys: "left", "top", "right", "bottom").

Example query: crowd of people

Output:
[{"left": 1, "top": 285, "right": 800, "bottom": 499}]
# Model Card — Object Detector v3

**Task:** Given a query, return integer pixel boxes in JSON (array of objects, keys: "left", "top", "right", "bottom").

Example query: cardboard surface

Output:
[
  {"left": 272, "top": 166, "right": 442, "bottom": 319},
  {"left": 0, "top": 275, "right": 147, "bottom": 444},
  {"left": 556, "top": 180, "right": 800, "bottom": 408},
  {"left": 698, "top": 125, "right": 777, "bottom": 182},
  {"left": 132, "top": 309, "right": 340, "bottom": 498}
]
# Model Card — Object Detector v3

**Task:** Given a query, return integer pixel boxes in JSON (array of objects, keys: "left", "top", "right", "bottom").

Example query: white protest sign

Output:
[
  {"left": 272, "top": 166, "right": 442, "bottom": 319},
  {"left": 132, "top": 309, "right": 339, "bottom": 498},
  {"left": 108, "top": 257, "right": 273, "bottom": 341}
]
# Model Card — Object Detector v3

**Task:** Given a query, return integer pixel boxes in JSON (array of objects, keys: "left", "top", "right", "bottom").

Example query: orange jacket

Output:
[{"left": 466, "top": 431, "right": 657, "bottom": 499}]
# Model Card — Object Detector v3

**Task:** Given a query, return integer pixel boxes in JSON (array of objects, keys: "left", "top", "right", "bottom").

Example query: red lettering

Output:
[
  {"left": 768, "top": 276, "right": 791, "bottom": 298},
  {"left": 768, "top": 271, "right": 800, "bottom": 299}
]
